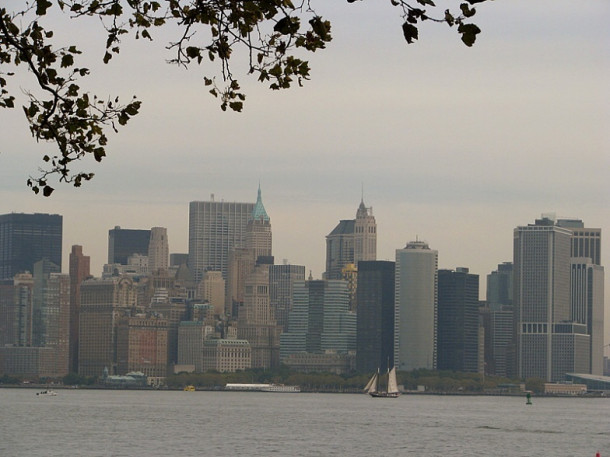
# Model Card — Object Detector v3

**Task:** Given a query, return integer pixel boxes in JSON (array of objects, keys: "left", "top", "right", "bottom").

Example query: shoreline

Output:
[{"left": 1, "top": 384, "right": 606, "bottom": 398}]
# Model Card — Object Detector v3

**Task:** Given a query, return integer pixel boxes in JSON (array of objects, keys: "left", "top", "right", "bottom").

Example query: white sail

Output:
[
  {"left": 387, "top": 367, "right": 399, "bottom": 394},
  {"left": 363, "top": 373, "right": 378, "bottom": 393}
]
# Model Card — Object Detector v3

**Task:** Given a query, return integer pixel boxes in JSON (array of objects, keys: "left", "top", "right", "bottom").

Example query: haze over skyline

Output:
[{"left": 1, "top": 1, "right": 608, "bottom": 343}]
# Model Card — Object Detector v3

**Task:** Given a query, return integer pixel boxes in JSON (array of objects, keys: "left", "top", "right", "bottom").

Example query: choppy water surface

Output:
[{"left": 1, "top": 389, "right": 607, "bottom": 456}]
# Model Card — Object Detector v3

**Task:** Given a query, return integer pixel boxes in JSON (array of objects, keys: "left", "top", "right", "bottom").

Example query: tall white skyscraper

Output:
[
  {"left": 394, "top": 240, "right": 438, "bottom": 371},
  {"left": 188, "top": 196, "right": 254, "bottom": 281},
  {"left": 514, "top": 217, "right": 590, "bottom": 381},
  {"left": 557, "top": 218, "right": 604, "bottom": 375}
]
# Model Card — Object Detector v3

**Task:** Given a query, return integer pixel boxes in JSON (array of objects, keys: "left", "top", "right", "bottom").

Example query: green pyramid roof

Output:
[{"left": 252, "top": 185, "right": 270, "bottom": 222}]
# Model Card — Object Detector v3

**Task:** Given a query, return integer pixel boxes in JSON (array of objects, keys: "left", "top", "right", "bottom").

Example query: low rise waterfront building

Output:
[{"left": 202, "top": 339, "right": 251, "bottom": 372}]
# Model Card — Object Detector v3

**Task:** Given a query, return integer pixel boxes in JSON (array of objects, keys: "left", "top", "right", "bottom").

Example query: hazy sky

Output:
[{"left": 1, "top": 1, "right": 609, "bottom": 343}]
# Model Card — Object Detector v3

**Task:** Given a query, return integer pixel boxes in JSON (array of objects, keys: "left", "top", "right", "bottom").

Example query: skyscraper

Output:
[
  {"left": 246, "top": 185, "right": 272, "bottom": 261},
  {"left": 199, "top": 271, "right": 226, "bottom": 316},
  {"left": 570, "top": 258, "right": 604, "bottom": 374},
  {"left": 148, "top": 227, "right": 169, "bottom": 274},
  {"left": 107, "top": 226, "right": 151, "bottom": 265},
  {"left": 280, "top": 279, "right": 356, "bottom": 361},
  {"left": 356, "top": 260, "right": 395, "bottom": 373},
  {"left": 514, "top": 217, "right": 589, "bottom": 381},
  {"left": 437, "top": 268, "right": 480, "bottom": 373},
  {"left": 394, "top": 240, "right": 438, "bottom": 371},
  {"left": 188, "top": 196, "right": 255, "bottom": 281},
  {"left": 69, "top": 245, "right": 90, "bottom": 373},
  {"left": 269, "top": 263, "right": 306, "bottom": 332},
  {"left": 237, "top": 257, "right": 281, "bottom": 369},
  {"left": 225, "top": 186, "right": 272, "bottom": 318},
  {"left": 486, "top": 262, "right": 513, "bottom": 310},
  {"left": 557, "top": 219, "right": 602, "bottom": 265},
  {"left": 79, "top": 277, "right": 137, "bottom": 376},
  {"left": 0, "top": 273, "right": 34, "bottom": 347},
  {"left": 0, "top": 213, "right": 62, "bottom": 280},
  {"left": 325, "top": 199, "right": 376, "bottom": 280},
  {"left": 557, "top": 218, "right": 604, "bottom": 375}
]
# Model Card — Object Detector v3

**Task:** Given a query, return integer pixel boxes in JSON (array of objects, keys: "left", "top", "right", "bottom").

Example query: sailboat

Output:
[{"left": 364, "top": 366, "right": 400, "bottom": 398}]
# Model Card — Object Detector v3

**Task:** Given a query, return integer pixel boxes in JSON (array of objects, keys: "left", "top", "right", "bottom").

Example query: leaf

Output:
[
  {"left": 42, "top": 185, "right": 54, "bottom": 197},
  {"left": 61, "top": 54, "right": 74, "bottom": 68},
  {"left": 229, "top": 101, "right": 243, "bottom": 112},
  {"left": 458, "top": 23, "right": 481, "bottom": 47},
  {"left": 402, "top": 22, "right": 419, "bottom": 44},
  {"left": 460, "top": 3, "right": 476, "bottom": 18},
  {"left": 36, "top": 0, "right": 53, "bottom": 15}
]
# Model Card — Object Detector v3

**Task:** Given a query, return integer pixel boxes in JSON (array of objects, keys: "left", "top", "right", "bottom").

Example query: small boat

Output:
[
  {"left": 183, "top": 385, "right": 196, "bottom": 392},
  {"left": 364, "top": 366, "right": 400, "bottom": 398},
  {"left": 36, "top": 390, "right": 57, "bottom": 396}
]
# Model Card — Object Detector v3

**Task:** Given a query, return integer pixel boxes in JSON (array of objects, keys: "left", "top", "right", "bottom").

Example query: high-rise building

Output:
[
  {"left": 557, "top": 219, "right": 602, "bottom": 265},
  {"left": 342, "top": 263, "right": 358, "bottom": 312},
  {"left": 246, "top": 185, "right": 272, "bottom": 261},
  {"left": 199, "top": 271, "right": 226, "bottom": 316},
  {"left": 39, "top": 273, "right": 71, "bottom": 377},
  {"left": 486, "top": 262, "right": 513, "bottom": 310},
  {"left": 188, "top": 196, "right": 255, "bottom": 281},
  {"left": 489, "top": 305, "right": 514, "bottom": 377},
  {"left": 325, "top": 199, "right": 376, "bottom": 280},
  {"left": 514, "top": 217, "right": 589, "bottom": 381},
  {"left": 117, "top": 314, "right": 168, "bottom": 379},
  {"left": 170, "top": 253, "right": 188, "bottom": 267},
  {"left": 394, "top": 240, "right": 438, "bottom": 371},
  {"left": 437, "top": 268, "right": 480, "bottom": 373},
  {"left": 225, "top": 186, "right": 272, "bottom": 319},
  {"left": 356, "top": 260, "right": 395, "bottom": 373},
  {"left": 570, "top": 258, "right": 604, "bottom": 375},
  {"left": 557, "top": 218, "right": 604, "bottom": 375},
  {"left": 354, "top": 199, "right": 377, "bottom": 264},
  {"left": 32, "top": 259, "right": 60, "bottom": 346},
  {"left": 148, "top": 227, "right": 169, "bottom": 274},
  {"left": 177, "top": 320, "right": 214, "bottom": 372},
  {"left": 269, "top": 263, "right": 306, "bottom": 332},
  {"left": 237, "top": 258, "right": 281, "bottom": 369},
  {"left": 225, "top": 247, "right": 255, "bottom": 318},
  {"left": 107, "top": 226, "right": 151, "bottom": 265},
  {"left": 78, "top": 277, "right": 137, "bottom": 376},
  {"left": 69, "top": 245, "right": 90, "bottom": 373},
  {"left": 0, "top": 274, "right": 34, "bottom": 347},
  {"left": 0, "top": 270, "right": 70, "bottom": 377},
  {"left": 0, "top": 213, "right": 62, "bottom": 280},
  {"left": 280, "top": 279, "right": 356, "bottom": 361}
]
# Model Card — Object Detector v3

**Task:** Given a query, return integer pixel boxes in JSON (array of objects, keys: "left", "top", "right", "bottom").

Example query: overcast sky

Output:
[{"left": 1, "top": 1, "right": 609, "bottom": 344}]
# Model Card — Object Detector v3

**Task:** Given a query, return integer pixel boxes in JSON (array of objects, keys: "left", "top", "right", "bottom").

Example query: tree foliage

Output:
[{"left": 1, "top": 0, "right": 489, "bottom": 195}]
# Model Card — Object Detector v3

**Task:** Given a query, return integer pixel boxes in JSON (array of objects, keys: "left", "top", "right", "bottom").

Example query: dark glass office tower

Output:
[
  {"left": 437, "top": 267, "right": 480, "bottom": 373},
  {"left": 0, "top": 213, "right": 63, "bottom": 280},
  {"left": 107, "top": 226, "right": 151, "bottom": 265},
  {"left": 356, "top": 260, "right": 395, "bottom": 373}
]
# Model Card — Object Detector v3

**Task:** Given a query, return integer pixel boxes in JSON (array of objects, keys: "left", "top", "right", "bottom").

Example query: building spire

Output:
[{"left": 252, "top": 184, "right": 270, "bottom": 222}]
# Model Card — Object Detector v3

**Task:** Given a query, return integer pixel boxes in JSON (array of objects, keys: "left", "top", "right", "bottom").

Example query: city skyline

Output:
[{"left": 0, "top": 2, "right": 607, "bottom": 344}]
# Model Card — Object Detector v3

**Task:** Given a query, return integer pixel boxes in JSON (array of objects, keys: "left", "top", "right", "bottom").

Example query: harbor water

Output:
[{"left": 1, "top": 388, "right": 607, "bottom": 456}]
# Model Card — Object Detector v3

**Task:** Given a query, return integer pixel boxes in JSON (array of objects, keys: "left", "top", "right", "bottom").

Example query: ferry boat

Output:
[{"left": 224, "top": 383, "right": 300, "bottom": 393}]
